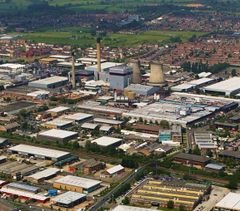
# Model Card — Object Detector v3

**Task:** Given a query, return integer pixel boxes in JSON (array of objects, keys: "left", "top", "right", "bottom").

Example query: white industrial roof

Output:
[
  {"left": 81, "top": 122, "right": 99, "bottom": 130},
  {"left": 106, "top": 165, "right": 124, "bottom": 175},
  {"left": 43, "top": 119, "right": 73, "bottom": 127},
  {"left": 0, "top": 187, "right": 48, "bottom": 201},
  {"left": 27, "top": 90, "right": 50, "bottom": 97},
  {"left": 171, "top": 83, "right": 195, "bottom": 92},
  {"left": 55, "top": 175, "right": 101, "bottom": 189},
  {"left": 0, "top": 63, "right": 25, "bottom": 69},
  {"left": 215, "top": 192, "right": 240, "bottom": 210},
  {"left": 63, "top": 112, "right": 93, "bottom": 122},
  {"left": 87, "top": 62, "right": 123, "bottom": 71},
  {"left": 58, "top": 62, "right": 83, "bottom": 67},
  {"left": 91, "top": 136, "right": 122, "bottom": 147},
  {"left": 50, "top": 55, "right": 71, "bottom": 59},
  {"left": 113, "top": 205, "right": 155, "bottom": 211},
  {"left": 198, "top": 72, "right": 212, "bottom": 78},
  {"left": 188, "top": 77, "right": 214, "bottom": 86},
  {"left": 9, "top": 144, "right": 70, "bottom": 159},
  {"left": 28, "top": 168, "right": 60, "bottom": 180},
  {"left": 77, "top": 57, "right": 106, "bottom": 63},
  {"left": 53, "top": 191, "right": 86, "bottom": 204},
  {"left": 31, "top": 76, "right": 68, "bottom": 85},
  {"left": 94, "top": 118, "right": 123, "bottom": 125},
  {"left": 47, "top": 106, "right": 69, "bottom": 113},
  {"left": 204, "top": 77, "right": 240, "bottom": 95},
  {"left": 39, "top": 129, "right": 77, "bottom": 139}
]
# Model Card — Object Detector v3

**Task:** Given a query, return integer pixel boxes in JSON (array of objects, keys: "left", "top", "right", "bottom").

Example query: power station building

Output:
[
  {"left": 109, "top": 65, "right": 133, "bottom": 90},
  {"left": 29, "top": 76, "right": 68, "bottom": 89}
]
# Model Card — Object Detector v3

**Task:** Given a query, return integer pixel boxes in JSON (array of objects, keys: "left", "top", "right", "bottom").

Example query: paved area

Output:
[{"left": 194, "top": 185, "right": 230, "bottom": 211}]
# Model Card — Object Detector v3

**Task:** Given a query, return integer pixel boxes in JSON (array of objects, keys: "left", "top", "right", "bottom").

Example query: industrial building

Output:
[
  {"left": 203, "top": 77, "right": 240, "bottom": 96},
  {"left": 9, "top": 144, "right": 71, "bottom": 161},
  {"left": 128, "top": 179, "right": 210, "bottom": 210},
  {"left": 129, "top": 60, "right": 142, "bottom": 84},
  {"left": 38, "top": 129, "right": 78, "bottom": 143},
  {"left": 91, "top": 136, "right": 123, "bottom": 147},
  {"left": 0, "top": 161, "right": 39, "bottom": 179},
  {"left": 42, "top": 119, "right": 73, "bottom": 129},
  {"left": 26, "top": 168, "right": 60, "bottom": 183},
  {"left": 6, "top": 182, "right": 39, "bottom": 193},
  {"left": 29, "top": 76, "right": 68, "bottom": 89},
  {"left": 77, "top": 57, "right": 106, "bottom": 66},
  {"left": 194, "top": 132, "right": 217, "bottom": 152},
  {"left": 123, "top": 99, "right": 221, "bottom": 127},
  {"left": 103, "top": 164, "right": 124, "bottom": 178},
  {"left": 0, "top": 186, "right": 49, "bottom": 203},
  {"left": 53, "top": 175, "right": 101, "bottom": 193},
  {"left": 125, "top": 84, "right": 159, "bottom": 96},
  {"left": 148, "top": 63, "right": 165, "bottom": 87},
  {"left": 173, "top": 153, "right": 210, "bottom": 169},
  {"left": 94, "top": 118, "right": 124, "bottom": 128},
  {"left": 109, "top": 65, "right": 133, "bottom": 90},
  {"left": 47, "top": 106, "right": 70, "bottom": 117},
  {"left": 63, "top": 112, "right": 93, "bottom": 124},
  {"left": 53, "top": 191, "right": 86, "bottom": 208},
  {"left": 215, "top": 192, "right": 240, "bottom": 210}
]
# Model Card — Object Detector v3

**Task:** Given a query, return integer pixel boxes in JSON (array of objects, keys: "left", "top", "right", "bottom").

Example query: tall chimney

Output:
[
  {"left": 148, "top": 63, "right": 165, "bottom": 87},
  {"left": 129, "top": 60, "right": 142, "bottom": 84},
  {"left": 96, "top": 37, "right": 101, "bottom": 73},
  {"left": 71, "top": 51, "right": 76, "bottom": 89}
]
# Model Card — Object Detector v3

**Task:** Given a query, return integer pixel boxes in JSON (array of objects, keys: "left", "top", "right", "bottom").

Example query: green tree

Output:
[
  {"left": 227, "top": 177, "right": 238, "bottom": 189},
  {"left": 179, "top": 204, "right": 185, "bottom": 211},
  {"left": 192, "top": 145, "right": 201, "bottom": 155},
  {"left": 167, "top": 200, "right": 174, "bottom": 209},
  {"left": 160, "top": 120, "right": 170, "bottom": 129}
]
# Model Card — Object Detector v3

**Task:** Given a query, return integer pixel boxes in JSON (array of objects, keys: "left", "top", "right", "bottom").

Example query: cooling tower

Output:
[
  {"left": 148, "top": 63, "right": 165, "bottom": 87},
  {"left": 71, "top": 51, "right": 76, "bottom": 89},
  {"left": 129, "top": 60, "right": 142, "bottom": 84},
  {"left": 96, "top": 37, "right": 101, "bottom": 73}
]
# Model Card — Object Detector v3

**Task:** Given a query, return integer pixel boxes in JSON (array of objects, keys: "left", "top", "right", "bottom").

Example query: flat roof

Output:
[
  {"left": 174, "top": 153, "right": 210, "bottom": 163},
  {"left": 58, "top": 62, "right": 83, "bottom": 67},
  {"left": 9, "top": 144, "right": 70, "bottom": 159},
  {"left": 113, "top": 205, "right": 155, "bottom": 211},
  {"left": 91, "top": 136, "right": 122, "bottom": 147},
  {"left": 0, "top": 63, "right": 25, "bottom": 69},
  {"left": 94, "top": 118, "right": 123, "bottom": 125},
  {"left": 50, "top": 55, "right": 71, "bottom": 59},
  {"left": 171, "top": 83, "right": 195, "bottom": 91},
  {"left": 39, "top": 129, "right": 77, "bottom": 139},
  {"left": 44, "top": 119, "right": 73, "bottom": 127},
  {"left": 204, "top": 77, "right": 240, "bottom": 94},
  {"left": 55, "top": 175, "right": 101, "bottom": 189},
  {"left": 30, "top": 76, "right": 68, "bottom": 85},
  {"left": 81, "top": 123, "right": 99, "bottom": 130},
  {"left": 53, "top": 191, "right": 86, "bottom": 205},
  {"left": 215, "top": 192, "right": 240, "bottom": 210},
  {"left": 28, "top": 168, "right": 60, "bottom": 180},
  {"left": 7, "top": 182, "right": 39, "bottom": 192},
  {"left": 0, "top": 187, "right": 48, "bottom": 201},
  {"left": 87, "top": 62, "right": 123, "bottom": 71},
  {"left": 107, "top": 165, "right": 124, "bottom": 175},
  {"left": 63, "top": 112, "right": 93, "bottom": 121},
  {"left": 188, "top": 77, "right": 214, "bottom": 86},
  {"left": 77, "top": 57, "right": 106, "bottom": 63},
  {"left": 47, "top": 106, "right": 70, "bottom": 113}
]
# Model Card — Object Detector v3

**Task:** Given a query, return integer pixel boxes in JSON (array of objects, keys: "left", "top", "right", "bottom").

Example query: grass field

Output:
[{"left": 17, "top": 30, "right": 206, "bottom": 48}]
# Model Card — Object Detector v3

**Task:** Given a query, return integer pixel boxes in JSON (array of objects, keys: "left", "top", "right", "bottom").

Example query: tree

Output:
[
  {"left": 179, "top": 204, "right": 185, "bottom": 211},
  {"left": 122, "top": 197, "right": 130, "bottom": 205},
  {"left": 167, "top": 200, "right": 174, "bottom": 209},
  {"left": 227, "top": 177, "right": 238, "bottom": 189},
  {"left": 231, "top": 69, "right": 237, "bottom": 76},
  {"left": 206, "top": 149, "right": 213, "bottom": 158},
  {"left": 160, "top": 120, "right": 170, "bottom": 129},
  {"left": 192, "top": 145, "right": 201, "bottom": 155}
]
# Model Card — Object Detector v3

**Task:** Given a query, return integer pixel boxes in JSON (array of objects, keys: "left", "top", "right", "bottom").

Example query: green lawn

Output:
[{"left": 17, "top": 30, "right": 205, "bottom": 48}]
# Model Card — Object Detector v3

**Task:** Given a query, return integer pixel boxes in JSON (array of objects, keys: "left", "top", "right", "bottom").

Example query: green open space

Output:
[{"left": 16, "top": 30, "right": 206, "bottom": 48}]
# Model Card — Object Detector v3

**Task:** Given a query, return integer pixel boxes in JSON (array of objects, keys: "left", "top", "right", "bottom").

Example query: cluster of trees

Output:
[{"left": 181, "top": 61, "right": 230, "bottom": 74}]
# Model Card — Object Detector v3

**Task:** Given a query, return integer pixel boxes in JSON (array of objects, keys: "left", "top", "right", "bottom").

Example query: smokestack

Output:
[
  {"left": 148, "top": 63, "right": 165, "bottom": 87},
  {"left": 96, "top": 37, "right": 101, "bottom": 73},
  {"left": 71, "top": 51, "right": 76, "bottom": 89},
  {"left": 129, "top": 60, "right": 142, "bottom": 84}
]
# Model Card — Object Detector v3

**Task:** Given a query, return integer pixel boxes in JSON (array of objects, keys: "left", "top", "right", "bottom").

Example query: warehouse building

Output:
[
  {"left": 101, "top": 164, "right": 124, "bottom": 178},
  {"left": 77, "top": 57, "right": 106, "bottom": 66},
  {"left": 94, "top": 118, "right": 124, "bottom": 128},
  {"left": 6, "top": 182, "right": 40, "bottom": 193},
  {"left": 53, "top": 175, "right": 101, "bottom": 193},
  {"left": 47, "top": 106, "right": 70, "bottom": 117},
  {"left": 29, "top": 76, "right": 68, "bottom": 89},
  {"left": 125, "top": 84, "right": 159, "bottom": 96},
  {"left": 38, "top": 129, "right": 78, "bottom": 143},
  {"left": 215, "top": 192, "right": 240, "bottom": 210},
  {"left": 128, "top": 179, "right": 210, "bottom": 210},
  {"left": 42, "top": 119, "right": 73, "bottom": 129},
  {"left": 0, "top": 187, "right": 49, "bottom": 203},
  {"left": 53, "top": 191, "right": 86, "bottom": 208},
  {"left": 8, "top": 144, "right": 71, "bottom": 161},
  {"left": 203, "top": 77, "right": 240, "bottom": 96},
  {"left": 26, "top": 168, "right": 60, "bottom": 183},
  {"left": 91, "top": 136, "right": 123, "bottom": 147},
  {"left": 173, "top": 153, "right": 210, "bottom": 169},
  {"left": 63, "top": 112, "right": 93, "bottom": 124}
]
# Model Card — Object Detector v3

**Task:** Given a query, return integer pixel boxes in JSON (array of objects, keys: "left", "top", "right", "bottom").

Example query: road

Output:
[{"left": 88, "top": 166, "right": 146, "bottom": 211}]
